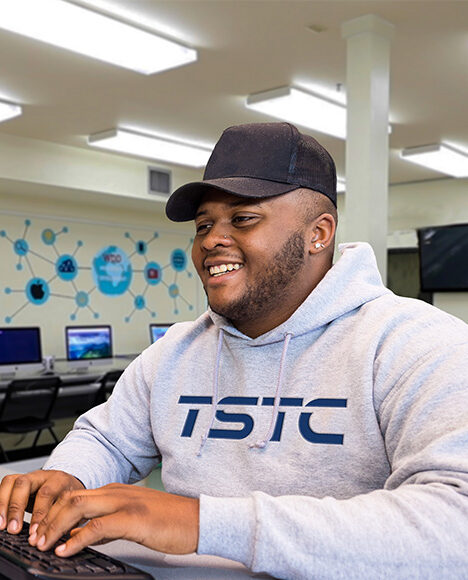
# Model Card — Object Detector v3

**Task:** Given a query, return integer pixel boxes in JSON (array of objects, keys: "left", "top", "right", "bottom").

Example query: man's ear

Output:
[{"left": 307, "top": 214, "right": 336, "bottom": 254}]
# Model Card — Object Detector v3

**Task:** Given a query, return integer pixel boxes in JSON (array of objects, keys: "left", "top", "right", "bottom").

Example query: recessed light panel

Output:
[
  {"left": 0, "top": 100, "right": 22, "bottom": 123},
  {"left": 246, "top": 86, "right": 347, "bottom": 139},
  {"left": 0, "top": 0, "right": 197, "bottom": 74},
  {"left": 400, "top": 143, "right": 468, "bottom": 178},
  {"left": 88, "top": 129, "right": 212, "bottom": 168}
]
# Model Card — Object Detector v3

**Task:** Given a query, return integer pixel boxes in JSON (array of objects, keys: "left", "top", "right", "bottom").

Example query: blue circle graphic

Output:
[
  {"left": 14, "top": 239, "right": 29, "bottom": 256},
  {"left": 145, "top": 261, "right": 162, "bottom": 285},
  {"left": 136, "top": 240, "right": 147, "bottom": 255},
  {"left": 171, "top": 249, "right": 187, "bottom": 272},
  {"left": 169, "top": 283, "right": 179, "bottom": 298},
  {"left": 26, "top": 278, "right": 50, "bottom": 305},
  {"left": 42, "top": 229, "right": 56, "bottom": 245},
  {"left": 134, "top": 295, "right": 145, "bottom": 310},
  {"left": 92, "top": 245, "right": 132, "bottom": 296},
  {"left": 75, "top": 291, "right": 89, "bottom": 308},
  {"left": 56, "top": 254, "right": 78, "bottom": 281}
]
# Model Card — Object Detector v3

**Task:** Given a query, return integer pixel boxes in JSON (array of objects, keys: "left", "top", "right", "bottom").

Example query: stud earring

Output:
[{"left": 315, "top": 242, "right": 325, "bottom": 249}]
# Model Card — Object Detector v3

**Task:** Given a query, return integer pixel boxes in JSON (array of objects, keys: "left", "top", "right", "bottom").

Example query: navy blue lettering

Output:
[
  {"left": 181, "top": 409, "right": 199, "bottom": 437},
  {"left": 298, "top": 398, "right": 347, "bottom": 445},
  {"left": 178, "top": 395, "right": 347, "bottom": 444},
  {"left": 262, "top": 397, "right": 303, "bottom": 406},
  {"left": 209, "top": 410, "right": 254, "bottom": 439}
]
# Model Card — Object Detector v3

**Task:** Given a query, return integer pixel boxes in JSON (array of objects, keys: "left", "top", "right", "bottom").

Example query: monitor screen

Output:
[
  {"left": 65, "top": 325, "right": 113, "bottom": 361},
  {"left": 149, "top": 323, "right": 173, "bottom": 344},
  {"left": 417, "top": 224, "right": 468, "bottom": 292},
  {"left": 0, "top": 327, "right": 42, "bottom": 366}
]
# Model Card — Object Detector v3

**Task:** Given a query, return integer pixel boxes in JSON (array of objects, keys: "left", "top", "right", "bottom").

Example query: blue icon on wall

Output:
[
  {"left": 145, "top": 261, "right": 162, "bottom": 285},
  {"left": 56, "top": 254, "right": 78, "bottom": 281},
  {"left": 14, "top": 239, "right": 29, "bottom": 256},
  {"left": 92, "top": 245, "right": 132, "bottom": 296},
  {"left": 26, "top": 278, "right": 50, "bottom": 305},
  {"left": 171, "top": 249, "right": 187, "bottom": 272}
]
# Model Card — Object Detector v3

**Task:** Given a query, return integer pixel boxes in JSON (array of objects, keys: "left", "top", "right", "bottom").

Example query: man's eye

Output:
[
  {"left": 195, "top": 223, "right": 212, "bottom": 234},
  {"left": 232, "top": 215, "right": 255, "bottom": 225}
]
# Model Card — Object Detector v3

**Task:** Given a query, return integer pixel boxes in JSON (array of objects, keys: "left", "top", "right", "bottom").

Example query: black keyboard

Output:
[{"left": 0, "top": 522, "right": 153, "bottom": 579}]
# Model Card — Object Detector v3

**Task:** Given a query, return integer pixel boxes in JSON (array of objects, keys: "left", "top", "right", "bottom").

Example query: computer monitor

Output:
[
  {"left": 0, "top": 326, "right": 43, "bottom": 378},
  {"left": 149, "top": 323, "right": 173, "bottom": 344},
  {"left": 65, "top": 325, "right": 112, "bottom": 373}
]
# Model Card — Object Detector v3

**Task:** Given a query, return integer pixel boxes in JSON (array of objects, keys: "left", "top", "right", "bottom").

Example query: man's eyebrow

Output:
[{"left": 195, "top": 198, "right": 265, "bottom": 218}]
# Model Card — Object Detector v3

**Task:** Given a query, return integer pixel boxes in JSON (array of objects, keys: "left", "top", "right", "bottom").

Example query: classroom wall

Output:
[{"left": 0, "top": 134, "right": 206, "bottom": 357}]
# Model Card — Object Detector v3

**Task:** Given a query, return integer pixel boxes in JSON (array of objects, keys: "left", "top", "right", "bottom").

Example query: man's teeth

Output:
[{"left": 209, "top": 263, "right": 242, "bottom": 277}]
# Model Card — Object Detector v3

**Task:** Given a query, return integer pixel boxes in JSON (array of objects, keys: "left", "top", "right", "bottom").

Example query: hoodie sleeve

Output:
[
  {"left": 42, "top": 353, "right": 160, "bottom": 489},
  {"left": 197, "top": 341, "right": 468, "bottom": 580}
]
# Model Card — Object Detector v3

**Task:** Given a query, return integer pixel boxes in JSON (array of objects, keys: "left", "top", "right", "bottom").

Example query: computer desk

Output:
[
  {"left": 0, "top": 356, "right": 137, "bottom": 418},
  {"left": 0, "top": 458, "right": 272, "bottom": 580}
]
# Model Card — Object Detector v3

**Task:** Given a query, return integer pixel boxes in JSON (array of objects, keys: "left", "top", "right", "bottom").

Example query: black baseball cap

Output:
[{"left": 165, "top": 122, "right": 337, "bottom": 222}]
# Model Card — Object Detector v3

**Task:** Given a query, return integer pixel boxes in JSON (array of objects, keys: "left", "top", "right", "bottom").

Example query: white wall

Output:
[{"left": 0, "top": 134, "right": 205, "bottom": 357}]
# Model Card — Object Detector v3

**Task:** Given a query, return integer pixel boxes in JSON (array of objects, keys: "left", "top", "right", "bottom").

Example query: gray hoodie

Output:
[{"left": 45, "top": 242, "right": 468, "bottom": 579}]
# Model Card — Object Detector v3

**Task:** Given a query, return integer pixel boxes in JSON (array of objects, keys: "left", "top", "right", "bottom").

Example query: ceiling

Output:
[{"left": 0, "top": 0, "right": 467, "bottom": 187}]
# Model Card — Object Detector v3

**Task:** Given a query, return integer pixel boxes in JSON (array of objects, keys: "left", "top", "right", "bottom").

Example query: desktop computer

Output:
[
  {"left": 0, "top": 327, "right": 43, "bottom": 379},
  {"left": 65, "top": 325, "right": 113, "bottom": 373},
  {"left": 149, "top": 323, "right": 173, "bottom": 344}
]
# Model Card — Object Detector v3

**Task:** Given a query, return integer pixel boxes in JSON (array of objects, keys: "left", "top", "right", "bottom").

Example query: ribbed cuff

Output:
[{"left": 197, "top": 494, "right": 256, "bottom": 567}]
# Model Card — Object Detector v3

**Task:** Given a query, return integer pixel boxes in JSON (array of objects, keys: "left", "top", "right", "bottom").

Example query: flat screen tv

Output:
[{"left": 417, "top": 224, "right": 468, "bottom": 292}]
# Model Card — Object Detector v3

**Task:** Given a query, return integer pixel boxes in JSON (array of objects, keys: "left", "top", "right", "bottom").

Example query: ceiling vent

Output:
[{"left": 148, "top": 167, "right": 171, "bottom": 196}]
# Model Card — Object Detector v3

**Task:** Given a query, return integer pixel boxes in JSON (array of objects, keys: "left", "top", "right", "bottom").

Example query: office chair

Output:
[
  {"left": 94, "top": 370, "right": 123, "bottom": 405},
  {"left": 0, "top": 376, "right": 61, "bottom": 462}
]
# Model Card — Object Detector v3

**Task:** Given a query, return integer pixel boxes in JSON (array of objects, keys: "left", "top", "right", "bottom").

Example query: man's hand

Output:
[
  {"left": 28, "top": 484, "right": 200, "bottom": 557},
  {"left": 0, "top": 470, "right": 84, "bottom": 535}
]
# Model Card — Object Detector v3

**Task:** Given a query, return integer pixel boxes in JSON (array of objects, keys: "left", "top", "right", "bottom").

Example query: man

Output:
[{"left": 1, "top": 122, "right": 467, "bottom": 579}]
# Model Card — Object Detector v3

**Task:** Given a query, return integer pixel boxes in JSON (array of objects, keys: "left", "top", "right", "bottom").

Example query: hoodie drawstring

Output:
[
  {"left": 197, "top": 328, "right": 224, "bottom": 456},
  {"left": 249, "top": 332, "right": 293, "bottom": 450},
  {"left": 197, "top": 329, "right": 293, "bottom": 456}
]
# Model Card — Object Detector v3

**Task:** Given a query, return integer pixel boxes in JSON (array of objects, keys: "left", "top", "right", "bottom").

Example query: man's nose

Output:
[{"left": 201, "top": 225, "right": 232, "bottom": 251}]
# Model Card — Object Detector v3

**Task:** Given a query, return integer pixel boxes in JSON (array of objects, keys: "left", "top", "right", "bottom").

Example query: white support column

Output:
[{"left": 341, "top": 15, "right": 394, "bottom": 282}]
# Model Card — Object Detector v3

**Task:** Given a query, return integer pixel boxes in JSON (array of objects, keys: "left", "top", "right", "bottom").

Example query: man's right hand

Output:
[{"left": 0, "top": 470, "right": 84, "bottom": 535}]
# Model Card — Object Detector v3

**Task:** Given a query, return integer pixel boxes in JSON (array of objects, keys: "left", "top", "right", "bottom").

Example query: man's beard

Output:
[{"left": 208, "top": 231, "right": 306, "bottom": 325}]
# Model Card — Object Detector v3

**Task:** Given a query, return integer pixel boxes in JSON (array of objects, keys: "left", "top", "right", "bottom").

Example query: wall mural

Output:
[{"left": 0, "top": 218, "right": 197, "bottom": 325}]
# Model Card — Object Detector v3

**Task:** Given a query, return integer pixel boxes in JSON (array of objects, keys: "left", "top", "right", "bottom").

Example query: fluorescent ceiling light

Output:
[
  {"left": 0, "top": 100, "right": 22, "bottom": 123},
  {"left": 337, "top": 178, "right": 346, "bottom": 193},
  {"left": 0, "top": 0, "right": 197, "bottom": 75},
  {"left": 88, "top": 129, "right": 212, "bottom": 168},
  {"left": 400, "top": 143, "right": 468, "bottom": 178},
  {"left": 246, "top": 86, "right": 347, "bottom": 139}
]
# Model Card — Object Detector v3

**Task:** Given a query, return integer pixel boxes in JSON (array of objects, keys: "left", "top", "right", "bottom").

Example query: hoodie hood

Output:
[{"left": 209, "top": 242, "right": 391, "bottom": 345}]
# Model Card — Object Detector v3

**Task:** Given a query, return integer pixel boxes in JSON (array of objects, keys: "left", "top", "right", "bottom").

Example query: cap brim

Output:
[{"left": 165, "top": 177, "right": 299, "bottom": 222}]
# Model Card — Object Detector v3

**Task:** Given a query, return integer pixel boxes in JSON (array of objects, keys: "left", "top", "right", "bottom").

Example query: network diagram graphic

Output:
[{"left": 1, "top": 219, "right": 195, "bottom": 323}]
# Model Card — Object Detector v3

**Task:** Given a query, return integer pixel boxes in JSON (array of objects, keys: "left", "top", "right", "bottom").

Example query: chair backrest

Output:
[
  {"left": 0, "top": 376, "right": 62, "bottom": 423},
  {"left": 95, "top": 370, "right": 123, "bottom": 405}
]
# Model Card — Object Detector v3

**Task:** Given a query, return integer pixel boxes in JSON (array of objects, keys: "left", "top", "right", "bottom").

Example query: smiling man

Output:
[
  {"left": 191, "top": 188, "right": 335, "bottom": 337},
  {"left": 1, "top": 123, "right": 468, "bottom": 580}
]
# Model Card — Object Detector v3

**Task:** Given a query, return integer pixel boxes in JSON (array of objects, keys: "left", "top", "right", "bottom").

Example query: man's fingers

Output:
[
  {"left": 4, "top": 474, "right": 38, "bottom": 534},
  {"left": 28, "top": 471, "right": 85, "bottom": 535},
  {"left": 33, "top": 488, "right": 120, "bottom": 551},
  {"left": 55, "top": 515, "right": 123, "bottom": 558},
  {"left": 0, "top": 474, "right": 21, "bottom": 530}
]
